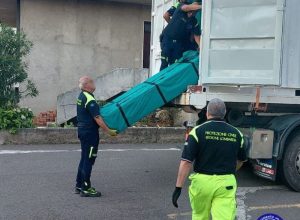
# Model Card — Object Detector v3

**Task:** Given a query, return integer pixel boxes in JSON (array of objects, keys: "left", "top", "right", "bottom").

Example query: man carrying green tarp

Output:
[
  {"left": 160, "top": 0, "right": 202, "bottom": 71},
  {"left": 75, "top": 76, "right": 117, "bottom": 197},
  {"left": 163, "top": 0, "right": 187, "bottom": 23}
]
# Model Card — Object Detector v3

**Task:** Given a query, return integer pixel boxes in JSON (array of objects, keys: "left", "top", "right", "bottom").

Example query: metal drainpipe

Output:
[{"left": 16, "top": 0, "right": 20, "bottom": 31}]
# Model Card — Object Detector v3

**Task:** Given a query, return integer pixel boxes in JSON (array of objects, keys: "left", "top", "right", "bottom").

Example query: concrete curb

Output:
[{"left": 0, "top": 127, "right": 186, "bottom": 145}]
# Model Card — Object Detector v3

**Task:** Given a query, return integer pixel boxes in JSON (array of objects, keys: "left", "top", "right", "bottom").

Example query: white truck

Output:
[{"left": 150, "top": 0, "right": 300, "bottom": 191}]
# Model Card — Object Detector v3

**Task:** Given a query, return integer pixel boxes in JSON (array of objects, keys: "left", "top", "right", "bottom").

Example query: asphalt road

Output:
[{"left": 0, "top": 144, "right": 299, "bottom": 220}]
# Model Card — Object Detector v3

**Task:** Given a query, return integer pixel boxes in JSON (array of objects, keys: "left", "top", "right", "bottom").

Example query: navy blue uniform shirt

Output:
[
  {"left": 162, "top": 3, "right": 198, "bottom": 41},
  {"left": 77, "top": 91, "right": 100, "bottom": 130}
]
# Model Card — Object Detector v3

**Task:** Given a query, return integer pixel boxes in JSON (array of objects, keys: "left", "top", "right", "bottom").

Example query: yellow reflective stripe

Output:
[
  {"left": 83, "top": 91, "right": 96, "bottom": 108},
  {"left": 174, "top": 2, "right": 180, "bottom": 8},
  {"left": 189, "top": 127, "right": 199, "bottom": 143},
  {"left": 189, "top": 120, "right": 245, "bottom": 148},
  {"left": 237, "top": 129, "right": 244, "bottom": 148},
  {"left": 77, "top": 99, "right": 82, "bottom": 106},
  {"left": 241, "top": 137, "right": 244, "bottom": 148},
  {"left": 89, "top": 147, "right": 94, "bottom": 158},
  {"left": 161, "top": 56, "right": 168, "bottom": 61},
  {"left": 188, "top": 121, "right": 214, "bottom": 143},
  {"left": 223, "top": 122, "right": 245, "bottom": 148},
  {"left": 229, "top": 124, "right": 244, "bottom": 148}
]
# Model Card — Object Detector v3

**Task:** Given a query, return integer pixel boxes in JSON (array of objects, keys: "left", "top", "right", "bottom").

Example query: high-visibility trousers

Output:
[{"left": 189, "top": 173, "right": 237, "bottom": 220}]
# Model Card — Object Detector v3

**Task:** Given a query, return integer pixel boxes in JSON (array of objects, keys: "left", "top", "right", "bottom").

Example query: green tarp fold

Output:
[{"left": 100, "top": 51, "right": 200, "bottom": 133}]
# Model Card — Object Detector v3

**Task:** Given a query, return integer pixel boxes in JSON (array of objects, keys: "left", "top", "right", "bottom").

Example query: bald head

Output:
[
  {"left": 79, "top": 76, "right": 96, "bottom": 93},
  {"left": 207, "top": 98, "right": 226, "bottom": 119}
]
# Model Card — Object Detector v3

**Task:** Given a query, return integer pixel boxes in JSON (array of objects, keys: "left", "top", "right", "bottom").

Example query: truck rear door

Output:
[
  {"left": 150, "top": 0, "right": 174, "bottom": 75},
  {"left": 201, "top": 0, "right": 285, "bottom": 85}
]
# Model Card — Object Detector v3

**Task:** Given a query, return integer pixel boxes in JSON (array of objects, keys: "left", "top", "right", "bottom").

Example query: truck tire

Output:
[
  {"left": 227, "top": 110, "right": 244, "bottom": 127},
  {"left": 282, "top": 131, "right": 300, "bottom": 192}
]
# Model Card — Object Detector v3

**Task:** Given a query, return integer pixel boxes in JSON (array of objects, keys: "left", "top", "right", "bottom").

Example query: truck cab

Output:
[{"left": 150, "top": 0, "right": 300, "bottom": 191}]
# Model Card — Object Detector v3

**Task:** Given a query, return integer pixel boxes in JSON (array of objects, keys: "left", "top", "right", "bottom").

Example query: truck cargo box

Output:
[{"left": 150, "top": 0, "right": 300, "bottom": 110}]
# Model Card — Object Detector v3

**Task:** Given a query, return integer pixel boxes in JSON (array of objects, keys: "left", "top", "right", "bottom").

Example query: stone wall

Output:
[{"left": 0, "top": 127, "right": 186, "bottom": 145}]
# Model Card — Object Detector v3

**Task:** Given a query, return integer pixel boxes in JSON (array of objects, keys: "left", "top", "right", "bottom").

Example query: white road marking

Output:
[
  {"left": 167, "top": 186, "right": 286, "bottom": 220},
  {"left": 236, "top": 185, "right": 286, "bottom": 220},
  {"left": 101, "top": 148, "right": 180, "bottom": 152},
  {"left": 167, "top": 211, "right": 191, "bottom": 219},
  {"left": 0, "top": 148, "right": 180, "bottom": 155},
  {"left": 0, "top": 150, "right": 71, "bottom": 154},
  {"left": 248, "top": 203, "right": 300, "bottom": 211}
]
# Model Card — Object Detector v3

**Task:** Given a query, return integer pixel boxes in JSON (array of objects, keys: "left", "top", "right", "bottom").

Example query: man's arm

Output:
[
  {"left": 176, "top": 132, "right": 200, "bottom": 187},
  {"left": 176, "top": 160, "right": 193, "bottom": 187},
  {"left": 94, "top": 116, "right": 109, "bottom": 132},
  {"left": 194, "top": 35, "right": 201, "bottom": 47},
  {"left": 172, "top": 132, "right": 199, "bottom": 208},
  {"left": 236, "top": 132, "right": 248, "bottom": 170},
  {"left": 164, "top": 6, "right": 176, "bottom": 23},
  {"left": 94, "top": 116, "right": 117, "bottom": 136},
  {"left": 236, "top": 160, "right": 244, "bottom": 171},
  {"left": 163, "top": 11, "right": 171, "bottom": 23},
  {"left": 181, "top": 3, "right": 201, "bottom": 12},
  {"left": 172, "top": 160, "right": 192, "bottom": 208},
  {"left": 86, "top": 99, "right": 117, "bottom": 136}
]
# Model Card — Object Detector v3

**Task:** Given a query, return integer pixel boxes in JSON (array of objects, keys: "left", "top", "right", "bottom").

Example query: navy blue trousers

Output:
[
  {"left": 76, "top": 128, "right": 99, "bottom": 190},
  {"left": 160, "top": 36, "right": 184, "bottom": 71}
]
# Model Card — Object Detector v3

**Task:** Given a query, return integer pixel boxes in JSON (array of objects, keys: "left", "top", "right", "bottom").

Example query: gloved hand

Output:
[
  {"left": 108, "top": 129, "right": 118, "bottom": 137},
  {"left": 172, "top": 187, "right": 182, "bottom": 208}
]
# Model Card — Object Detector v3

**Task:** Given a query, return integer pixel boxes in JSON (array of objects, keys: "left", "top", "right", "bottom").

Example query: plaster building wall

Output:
[{"left": 20, "top": 0, "right": 151, "bottom": 113}]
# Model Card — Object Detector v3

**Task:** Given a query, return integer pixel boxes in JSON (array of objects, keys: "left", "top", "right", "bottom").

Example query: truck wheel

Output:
[
  {"left": 227, "top": 110, "right": 244, "bottom": 127},
  {"left": 282, "top": 131, "right": 300, "bottom": 192}
]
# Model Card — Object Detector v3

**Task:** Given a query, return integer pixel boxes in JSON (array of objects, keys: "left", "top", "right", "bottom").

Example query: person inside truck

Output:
[
  {"left": 193, "top": 0, "right": 202, "bottom": 47},
  {"left": 160, "top": 0, "right": 189, "bottom": 50},
  {"left": 162, "top": 0, "right": 202, "bottom": 51},
  {"left": 182, "top": 0, "right": 202, "bottom": 51},
  {"left": 160, "top": 1, "right": 201, "bottom": 71},
  {"left": 163, "top": 0, "right": 188, "bottom": 23}
]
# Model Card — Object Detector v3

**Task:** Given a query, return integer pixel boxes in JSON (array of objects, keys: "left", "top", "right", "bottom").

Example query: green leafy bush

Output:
[
  {"left": 0, "top": 23, "right": 38, "bottom": 107},
  {"left": 0, "top": 107, "right": 34, "bottom": 134}
]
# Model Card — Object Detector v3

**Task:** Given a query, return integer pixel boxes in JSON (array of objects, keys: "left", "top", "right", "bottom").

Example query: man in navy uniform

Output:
[
  {"left": 192, "top": 0, "right": 202, "bottom": 48},
  {"left": 163, "top": 0, "right": 187, "bottom": 23},
  {"left": 75, "top": 76, "right": 117, "bottom": 197},
  {"left": 160, "top": 1, "right": 201, "bottom": 70}
]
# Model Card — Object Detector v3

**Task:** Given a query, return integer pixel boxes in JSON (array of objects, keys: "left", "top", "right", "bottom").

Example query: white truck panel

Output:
[
  {"left": 281, "top": 0, "right": 300, "bottom": 88},
  {"left": 151, "top": 0, "right": 300, "bottom": 108},
  {"left": 201, "top": 0, "right": 284, "bottom": 85}
]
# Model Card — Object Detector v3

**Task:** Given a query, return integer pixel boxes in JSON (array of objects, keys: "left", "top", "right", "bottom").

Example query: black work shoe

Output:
[
  {"left": 74, "top": 187, "right": 82, "bottom": 194},
  {"left": 80, "top": 187, "right": 102, "bottom": 197}
]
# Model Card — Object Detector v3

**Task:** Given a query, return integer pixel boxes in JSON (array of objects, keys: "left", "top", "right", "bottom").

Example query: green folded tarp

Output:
[{"left": 100, "top": 50, "right": 200, "bottom": 133}]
